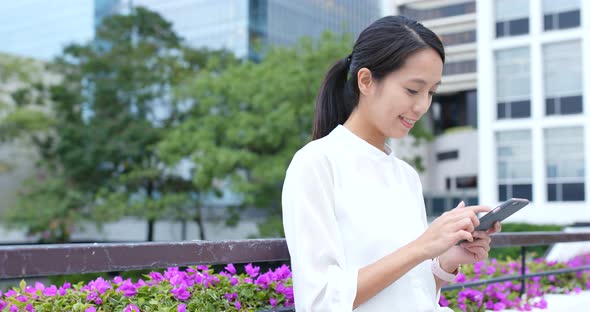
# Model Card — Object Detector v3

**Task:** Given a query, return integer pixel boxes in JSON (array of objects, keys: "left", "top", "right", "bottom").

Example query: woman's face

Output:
[{"left": 358, "top": 48, "right": 443, "bottom": 139}]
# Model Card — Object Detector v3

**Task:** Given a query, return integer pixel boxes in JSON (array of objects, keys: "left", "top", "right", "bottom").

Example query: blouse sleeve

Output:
[{"left": 281, "top": 150, "right": 358, "bottom": 311}]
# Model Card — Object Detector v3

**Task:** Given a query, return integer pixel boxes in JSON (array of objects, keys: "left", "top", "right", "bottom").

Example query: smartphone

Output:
[{"left": 457, "top": 198, "right": 529, "bottom": 245}]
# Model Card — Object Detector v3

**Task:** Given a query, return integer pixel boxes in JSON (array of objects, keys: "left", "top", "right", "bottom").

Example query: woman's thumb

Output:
[{"left": 457, "top": 201, "right": 466, "bottom": 209}]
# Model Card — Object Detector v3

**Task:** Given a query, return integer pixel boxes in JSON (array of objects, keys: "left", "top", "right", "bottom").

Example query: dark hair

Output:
[{"left": 312, "top": 15, "right": 445, "bottom": 140}]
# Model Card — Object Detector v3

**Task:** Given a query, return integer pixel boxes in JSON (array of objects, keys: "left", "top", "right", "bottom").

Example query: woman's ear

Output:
[{"left": 357, "top": 68, "right": 374, "bottom": 96}]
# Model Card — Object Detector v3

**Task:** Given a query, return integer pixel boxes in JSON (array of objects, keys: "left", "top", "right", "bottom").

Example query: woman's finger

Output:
[
  {"left": 487, "top": 221, "right": 502, "bottom": 234},
  {"left": 464, "top": 246, "right": 488, "bottom": 260}
]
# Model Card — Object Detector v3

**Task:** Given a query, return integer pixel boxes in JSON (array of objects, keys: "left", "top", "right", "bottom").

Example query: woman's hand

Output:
[
  {"left": 439, "top": 221, "right": 502, "bottom": 271},
  {"left": 413, "top": 201, "right": 491, "bottom": 261}
]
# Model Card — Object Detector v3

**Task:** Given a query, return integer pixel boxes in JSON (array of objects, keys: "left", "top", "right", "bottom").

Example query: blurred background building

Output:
[
  {"left": 389, "top": 0, "right": 479, "bottom": 218},
  {"left": 93, "top": 0, "right": 381, "bottom": 60}
]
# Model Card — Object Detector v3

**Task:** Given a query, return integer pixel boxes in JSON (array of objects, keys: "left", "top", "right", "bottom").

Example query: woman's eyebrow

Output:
[{"left": 408, "top": 78, "right": 442, "bottom": 86}]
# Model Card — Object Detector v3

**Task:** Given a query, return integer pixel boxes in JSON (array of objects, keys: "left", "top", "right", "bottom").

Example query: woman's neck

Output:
[{"left": 343, "top": 110, "right": 387, "bottom": 153}]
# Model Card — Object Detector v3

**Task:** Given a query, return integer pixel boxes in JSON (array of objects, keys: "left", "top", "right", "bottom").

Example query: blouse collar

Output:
[{"left": 332, "top": 125, "right": 396, "bottom": 161}]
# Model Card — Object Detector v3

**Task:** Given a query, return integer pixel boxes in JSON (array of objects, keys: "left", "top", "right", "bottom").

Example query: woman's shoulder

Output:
[
  {"left": 288, "top": 135, "right": 338, "bottom": 170},
  {"left": 393, "top": 156, "right": 422, "bottom": 185}
]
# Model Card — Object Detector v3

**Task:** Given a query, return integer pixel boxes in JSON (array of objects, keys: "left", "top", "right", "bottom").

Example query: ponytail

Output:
[{"left": 312, "top": 56, "right": 357, "bottom": 140}]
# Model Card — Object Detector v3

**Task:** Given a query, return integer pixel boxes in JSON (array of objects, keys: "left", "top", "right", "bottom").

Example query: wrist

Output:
[
  {"left": 408, "top": 239, "right": 432, "bottom": 263},
  {"left": 438, "top": 252, "right": 460, "bottom": 274}
]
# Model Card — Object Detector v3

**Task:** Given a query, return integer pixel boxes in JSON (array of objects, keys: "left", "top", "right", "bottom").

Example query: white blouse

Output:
[{"left": 282, "top": 125, "right": 453, "bottom": 312}]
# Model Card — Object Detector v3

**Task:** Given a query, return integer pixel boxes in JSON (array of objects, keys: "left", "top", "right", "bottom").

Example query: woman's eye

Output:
[{"left": 406, "top": 88, "right": 418, "bottom": 95}]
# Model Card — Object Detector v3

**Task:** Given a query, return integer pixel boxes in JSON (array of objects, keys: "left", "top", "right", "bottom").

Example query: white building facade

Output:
[{"left": 478, "top": 0, "right": 589, "bottom": 224}]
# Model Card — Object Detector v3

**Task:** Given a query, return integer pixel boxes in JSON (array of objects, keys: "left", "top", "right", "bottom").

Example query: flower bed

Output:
[
  {"left": 440, "top": 253, "right": 590, "bottom": 311},
  {"left": 0, "top": 264, "right": 293, "bottom": 312},
  {"left": 0, "top": 254, "right": 588, "bottom": 311}
]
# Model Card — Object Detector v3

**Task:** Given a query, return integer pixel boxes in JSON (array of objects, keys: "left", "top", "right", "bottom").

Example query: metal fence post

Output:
[{"left": 520, "top": 246, "right": 526, "bottom": 297}]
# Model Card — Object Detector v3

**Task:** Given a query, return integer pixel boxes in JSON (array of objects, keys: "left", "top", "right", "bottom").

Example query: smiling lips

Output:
[{"left": 399, "top": 116, "right": 417, "bottom": 129}]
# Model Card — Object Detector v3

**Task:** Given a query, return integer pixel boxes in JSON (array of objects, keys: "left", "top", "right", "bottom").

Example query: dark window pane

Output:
[
  {"left": 466, "top": 197, "right": 479, "bottom": 206},
  {"left": 548, "top": 183, "right": 558, "bottom": 201},
  {"left": 499, "top": 184, "right": 508, "bottom": 201},
  {"left": 544, "top": 14, "right": 554, "bottom": 31},
  {"left": 510, "top": 100, "right": 531, "bottom": 118},
  {"left": 446, "top": 177, "right": 452, "bottom": 190},
  {"left": 498, "top": 102, "right": 507, "bottom": 119},
  {"left": 437, "top": 150, "right": 459, "bottom": 161},
  {"left": 558, "top": 10, "right": 581, "bottom": 29},
  {"left": 509, "top": 18, "right": 529, "bottom": 36},
  {"left": 512, "top": 184, "right": 532, "bottom": 200},
  {"left": 562, "top": 183, "right": 585, "bottom": 201},
  {"left": 546, "top": 98, "right": 556, "bottom": 115},
  {"left": 496, "top": 22, "right": 505, "bottom": 38},
  {"left": 560, "top": 95, "right": 583, "bottom": 114},
  {"left": 456, "top": 176, "right": 478, "bottom": 189},
  {"left": 432, "top": 197, "right": 446, "bottom": 215}
]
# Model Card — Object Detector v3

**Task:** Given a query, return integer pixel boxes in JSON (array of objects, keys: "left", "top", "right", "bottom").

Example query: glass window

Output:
[
  {"left": 496, "top": 47, "right": 531, "bottom": 119},
  {"left": 543, "top": 0, "right": 580, "bottom": 31},
  {"left": 400, "top": 1, "right": 476, "bottom": 21},
  {"left": 545, "top": 127, "right": 585, "bottom": 201},
  {"left": 495, "top": 0, "right": 529, "bottom": 37},
  {"left": 543, "top": 41, "right": 583, "bottom": 115},
  {"left": 497, "top": 131, "right": 533, "bottom": 201}
]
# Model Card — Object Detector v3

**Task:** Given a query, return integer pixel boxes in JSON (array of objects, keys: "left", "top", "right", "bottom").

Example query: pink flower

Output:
[{"left": 177, "top": 303, "right": 186, "bottom": 312}]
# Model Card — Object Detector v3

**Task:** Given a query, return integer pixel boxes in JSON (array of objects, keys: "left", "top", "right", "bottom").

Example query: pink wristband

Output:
[{"left": 431, "top": 256, "right": 460, "bottom": 283}]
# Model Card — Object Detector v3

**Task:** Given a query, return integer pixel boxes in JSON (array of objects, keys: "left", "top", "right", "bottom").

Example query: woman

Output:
[{"left": 281, "top": 15, "right": 501, "bottom": 311}]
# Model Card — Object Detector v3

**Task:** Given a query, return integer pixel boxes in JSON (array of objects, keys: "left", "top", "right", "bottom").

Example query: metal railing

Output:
[{"left": 2, "top": 232, "right": 590, "bottom": 311}]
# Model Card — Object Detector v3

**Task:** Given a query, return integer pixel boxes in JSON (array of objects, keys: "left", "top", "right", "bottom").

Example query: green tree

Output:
[
  {"left": 0, "top": 53, "right": 54, "bottom": 167},
  {"left": 159, "top": 32, "right": 433, "bottom": 238},
  {"left": 5, "top": 7, "right": 232, "bottom": 242}
]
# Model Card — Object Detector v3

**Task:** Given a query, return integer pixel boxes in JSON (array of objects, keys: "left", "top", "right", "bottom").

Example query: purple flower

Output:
[
  {"left": 455, "top": 272, "right": 466, "bottom": 283},
  {"left": 270, "top": 298, "right": 278, "bottom": 307},
  {"left": 255, "top": 273, "right": 271, "bottom": 289},
  {"left": 493, "top": 302, "right": 506, "bottom": 311},
  {"left": 9, "top": 305, "right": 18, "bottom": 312},
  {"left": 149, "top": 272, "right": 164, "bottom": 283},
  {"left": 171, "top": 286, "right": 191, "bottom": 300},
  {"left": 25, "top": 304, "right": 35, "bottom": 312},
  {"left": 16, "top": 295, "right": 28, "bottom": 302},
  {"left": 117, "top": 279, "right": 138, "bottom": 297},
  {"left": 0, "top": 300, "right": 7, "bottom": 310},
  {"left": 245, "top": 263, "right": 260, "bottom": 278},
  {"left": 229, "top": 277, "right": 239, "bottom": 286},
  {"left": 43, "top": 285, "right": 58, "bottom": 297},
  {"left": 5, "top": 290, "right": 17, "bottom": 297},
  {"left": 197, "top": 265, "right": 209, "bottom": 271},
  {"left": 234, "top": 300, "right": 241, "bottom": 310},
  {"left": 86, "top": 291, "right": 103, "bottom": 305},
  {"left": 85, "top": 306, "right": 97, "bottom": 312},
  {"left": 438, "top": 294, "right": 449, "bottom": 307},
  {"left": 124, "top": 304, "right": 140, "bottom": 312},
  {"left": 112, "top": 276, "right": 123, "bottom": 285},
  {"left": 224, "top": 292, "right": 238, "bottom": 301},
  {"left": 224, "top": 263, "right": 236, "bottom": 275},
  {"left": 177, "top": 303, "right": 186, "bottom": 312},
  {"left": 486, "top": 266, "right": 497, "bottom": 275}
]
